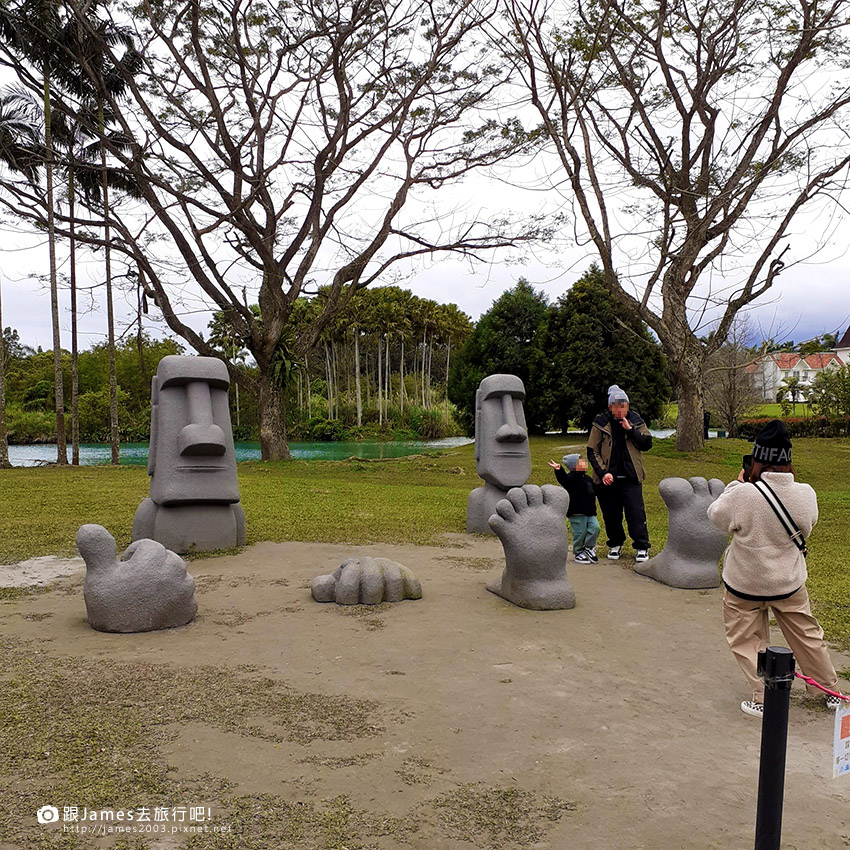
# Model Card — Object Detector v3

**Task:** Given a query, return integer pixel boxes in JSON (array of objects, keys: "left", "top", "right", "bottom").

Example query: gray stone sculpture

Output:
[
  {"left": 634, "top": 477, "right": 728, "bottom": 589},
  {"left": 466, "top": 374, "right": 532, "bottom": 534},
  {"left": 77, "top": 524, "right": 197, "bottom": 633},
  {"left": 312, "top": 557, "right": 422, "bottom": 605},
  {"left": 487, "top": 484, "right": 575, "bottom": 610},
  {"left": 133, "top": 355, "right": 246, "bottom": 553}
]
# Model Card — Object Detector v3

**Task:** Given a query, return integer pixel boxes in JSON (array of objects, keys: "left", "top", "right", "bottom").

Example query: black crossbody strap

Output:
[{"left": 753, "top": 480, "right": 808, "bottom": 556}]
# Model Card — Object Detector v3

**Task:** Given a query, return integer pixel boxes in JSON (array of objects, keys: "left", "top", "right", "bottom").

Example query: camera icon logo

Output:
[{"left": 37, "top": 806, "right": 60, "bottom": 824}]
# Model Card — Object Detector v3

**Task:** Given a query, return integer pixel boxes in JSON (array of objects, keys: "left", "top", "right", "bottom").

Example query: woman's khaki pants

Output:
[{"left": 723, "top": 586, "right": 839, "bottom": 704}]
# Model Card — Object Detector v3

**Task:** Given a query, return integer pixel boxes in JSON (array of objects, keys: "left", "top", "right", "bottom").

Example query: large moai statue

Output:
[
  {"left": 133, "top": 355, "right": 246, "bottom": 553},
  {"left": 466, "top": 374, "right": 532, "bottom": 534}
]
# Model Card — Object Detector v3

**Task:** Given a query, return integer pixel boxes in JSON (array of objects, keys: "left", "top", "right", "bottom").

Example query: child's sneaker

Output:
[
  {"left": 607, "top": 545, "right": 622, "bottom": 560},
  {"left": 585, "top": 547, "right": 599, "bottom": 563},
  {"left": 826, "top": 694, "right": 846, "bottom": 710},
  {"left": 635, "top": 549, "right": 649, "bottom": 563},
  {"left": 741, "top": 700, "right": 764, "bottom": 718},
  {"left": 574, "top": 550, "right": 591, "bottom": 563}
]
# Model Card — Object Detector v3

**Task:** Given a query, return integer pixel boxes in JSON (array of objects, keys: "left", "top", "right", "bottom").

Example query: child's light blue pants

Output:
[{"left": 569, "top": 514, "right": 601, "bottom": 554}]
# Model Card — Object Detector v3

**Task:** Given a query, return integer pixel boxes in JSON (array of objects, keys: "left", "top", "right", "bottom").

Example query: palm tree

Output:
[
  {"left": 0, "top": 88, "right": 41, "bottom": 468},
  {"left": 0, "top": 0, "right": 75, "bottom": 464},
  {"left": 66, "top": 2, "right": 141, "bottom": 465}
]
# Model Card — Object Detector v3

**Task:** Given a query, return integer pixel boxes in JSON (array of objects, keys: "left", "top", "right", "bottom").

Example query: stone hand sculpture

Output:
[
  {"left": 634, "top": 477, "right": 728, "bottom": 588},
  {"left": 487, "top": 484, "right": 575, "bottom": 610},
  {"left": 312, "top": 557, "right": 422, "bottom": 605},
  {"left": 467, "top": 374, "right": 532, "bottom": 534},
  {"left": 133, "top": 355, "right": 246, "bottom": 553},
  {"left": 78, "top": 524, "right": 197, "bottom": 633}
]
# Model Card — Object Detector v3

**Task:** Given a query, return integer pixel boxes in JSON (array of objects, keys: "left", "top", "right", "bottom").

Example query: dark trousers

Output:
[{"left": 594, "top": 479, "right": 650, "bottom": 549}]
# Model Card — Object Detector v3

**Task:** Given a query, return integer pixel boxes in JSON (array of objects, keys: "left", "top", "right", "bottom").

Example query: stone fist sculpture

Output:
[
  {"left": 312, "top": 557, "right": 422, "bottom": 605},
  {"left": 634, "top": 477, "right": 728, "bottom": 589},
  {"left": 78, "top": 524, "right": 198, "bottom": 632},
  {"left": 486, "top": 484, "right": 576, "bottom": 610}
]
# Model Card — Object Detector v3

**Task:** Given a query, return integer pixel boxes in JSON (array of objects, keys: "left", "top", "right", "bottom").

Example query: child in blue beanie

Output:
[{"left": 549, "top": 453, "right": 601, "bottom": 562}]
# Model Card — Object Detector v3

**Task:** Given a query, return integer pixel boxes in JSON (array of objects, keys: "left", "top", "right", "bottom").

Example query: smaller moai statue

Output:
[
  {"left": 466, "top": 374, "right": 532, "bottom": 534},
  {"left": 311, "top": 557, "right": 422, "bottom": 605},
  {"left": 133, "top": 355, "right": 246, "bottom": 553},
  {"left": 634, "top": 477, "right": 728, "bottom": 589},
  {"left": 487, "top": 484, "right": 576, "bottom": 610},
  {"left": 78, "top": 524, "right": 197, "bottom": 633}
]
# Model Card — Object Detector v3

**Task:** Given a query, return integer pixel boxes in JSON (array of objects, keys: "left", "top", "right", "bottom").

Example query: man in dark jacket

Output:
[{"left": 586, "top": 385, "right": 653, "bottom": 562}]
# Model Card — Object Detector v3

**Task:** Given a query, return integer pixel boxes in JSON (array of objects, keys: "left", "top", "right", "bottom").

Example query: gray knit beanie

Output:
[
  {"left": 562, "top": 454, "right": 580, "bottom": 471},
  {"left": 607, "top": 384, "right": 629, "bottom": 405}
]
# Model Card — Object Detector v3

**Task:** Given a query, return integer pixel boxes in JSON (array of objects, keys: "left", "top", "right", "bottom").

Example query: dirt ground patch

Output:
[{"left": 1, "top": 535, "right": 849, "bottom": 849}]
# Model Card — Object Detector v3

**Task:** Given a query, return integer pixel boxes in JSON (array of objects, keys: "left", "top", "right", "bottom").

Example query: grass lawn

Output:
[{"left": 2, "top": 435, "right": 850, "bottom": 647}]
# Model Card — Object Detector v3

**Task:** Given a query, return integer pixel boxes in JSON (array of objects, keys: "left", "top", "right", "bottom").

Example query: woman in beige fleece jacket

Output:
[{"left": 707, "top": 420, "right": 840, "bottom": 718}]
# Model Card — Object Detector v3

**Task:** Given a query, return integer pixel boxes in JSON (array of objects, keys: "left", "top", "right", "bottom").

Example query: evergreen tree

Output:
[
  {"left": 448, "top": 279, "right": 550, "bottom": 432},
  {"left": 537, "top": 266, "right": 670, "bottom": 431}
]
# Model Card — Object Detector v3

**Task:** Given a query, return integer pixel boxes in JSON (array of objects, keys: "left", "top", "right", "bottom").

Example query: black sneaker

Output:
[
  {"left": 635, "top": 549, "right": 649, "bottom": 563},
  {"left": 574, "top": 550, "right": 591, "bottom": 563},
  {"left": 585, "top": 547, "right": 599, "bottom": 563},
  {"left": 607, "top": 545, "right": 622, "bottom": 560}
]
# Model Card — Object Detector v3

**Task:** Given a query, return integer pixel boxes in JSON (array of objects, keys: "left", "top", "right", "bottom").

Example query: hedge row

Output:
[{"left": 736, "top": 416, "right": 850, "bottom": 439}]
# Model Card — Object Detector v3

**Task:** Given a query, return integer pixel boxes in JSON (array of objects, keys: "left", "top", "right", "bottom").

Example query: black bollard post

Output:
[{"left": 754, "top": 646, "right": 796, "bottom": 850}]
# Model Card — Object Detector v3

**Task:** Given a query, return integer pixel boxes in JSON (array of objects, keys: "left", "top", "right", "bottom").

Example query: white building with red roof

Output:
[{"left": 750, "top": 346, "right": 846, "bottom": 401}]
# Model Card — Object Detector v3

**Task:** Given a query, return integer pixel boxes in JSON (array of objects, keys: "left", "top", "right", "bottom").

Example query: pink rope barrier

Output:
[{"left": 794, "top": 672, "right": 850, "bottom": 701}]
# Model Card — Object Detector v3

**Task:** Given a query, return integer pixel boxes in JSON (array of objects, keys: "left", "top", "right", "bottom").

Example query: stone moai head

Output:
[
  {"left": 474, "top": 374, "right": 531, "bottom": 489},
  {"left": 148, "top": 356, "right": 240, "bottom": 505}
]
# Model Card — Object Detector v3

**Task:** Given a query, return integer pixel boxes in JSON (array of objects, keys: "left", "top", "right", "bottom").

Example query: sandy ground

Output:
[{"left": 2, "top": 535, "right": 849, "bottom": 849}]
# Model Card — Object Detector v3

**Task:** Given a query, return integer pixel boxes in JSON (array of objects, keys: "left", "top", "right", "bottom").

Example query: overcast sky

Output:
[{"left": 3, "top": 216, "right": 848, "bottom": 356}]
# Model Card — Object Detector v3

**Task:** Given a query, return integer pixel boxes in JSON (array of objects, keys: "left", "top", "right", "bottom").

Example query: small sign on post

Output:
[{"left": 834, "top": 702, "right": 850, "bottom": 779}]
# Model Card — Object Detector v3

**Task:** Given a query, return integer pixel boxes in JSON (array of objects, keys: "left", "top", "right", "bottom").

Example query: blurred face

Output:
[
  {"left": 576, "top": 457, "right": 588, "bottom": 472},
  {"left": 610, "top": 401, "right": 630, "bottom": 420},
  {"left": 475, "top": 374, "right": 531, "bottom": 488},
  {"left": 149, "top": 356, "right": 240, "bottom": 505}
]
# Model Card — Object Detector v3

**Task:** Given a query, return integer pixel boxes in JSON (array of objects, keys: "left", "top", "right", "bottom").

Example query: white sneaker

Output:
[
  {"left": 826, "top": 694, "right": 846, "bottom": 710},
  {"left": 607, "top": 545, "right": 622, "bottom": 560},
  {"left": 635, "top": 549, "right": 649, "bottom": 563},
  {"left": 741, "top": 700, "right": 764, "bottom": 718}
]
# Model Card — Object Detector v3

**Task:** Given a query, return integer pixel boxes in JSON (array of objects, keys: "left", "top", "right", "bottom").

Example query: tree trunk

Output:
[
  {"left": 306, "top": 367, "right": 311, "bottom": 419},
  {"left": 674, "top": 349, "right": 707, "bottom": 452},
  {"left": 354, "top": 331, "right": 362, "bottom": 427},
  {"left": 444, "top": 338, "right": 451, "bottom": 426},
  {"left": 421, "top": 330, "right": 427, "bottom": 406},
  {"left": 258, "top": 370, "right": 290, "bottom": 460},
  {"left": 324, "top": 341, "right": 333, "bottom": 419},
  {"left": 44, "top": 73, "right": 66, "bottom": 465},
  {"left": 0, "top": 274, "right": 10, "bottom": 468},
  {"left": 68, "top": 169, "right": 79, "bottom": 465},
  {"left": 426, "top": 334, "right": 434, "bottom": 410},
  {"left": 377, "top": 337, "right": 383, "bottom": 425},
  {"left": 399, "top": 337, "right": 404, "bottom": 416},
  {"left": 101, "top": 103, "right": 119, "bottom": 466},
  {"left": 385, "top": 333, "right": 390, "bottom": 419}
]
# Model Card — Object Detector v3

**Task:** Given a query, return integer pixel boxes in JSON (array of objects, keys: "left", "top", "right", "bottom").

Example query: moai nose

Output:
[
  {"left": 495, "top": 393, "right": 527, "bottom": 442},
  {"left": 179, "top": 381, "right": 227, "bottom": 456}
]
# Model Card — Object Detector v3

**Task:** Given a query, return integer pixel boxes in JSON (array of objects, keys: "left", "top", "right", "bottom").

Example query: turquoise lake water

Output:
[{"left": 7, "top": 437, "right": 475, "bottom": 467}]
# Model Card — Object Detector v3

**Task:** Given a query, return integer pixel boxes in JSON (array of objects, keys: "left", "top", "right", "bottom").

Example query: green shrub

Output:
[
  {"left": 737, "top": 416, "right": 850, "bottom": 439},
  {"left": 303, "top": 416, "right": 349, "bottom": 441},
  {"left": 5, "top": 405, "right": 56, "bottom": 442}
]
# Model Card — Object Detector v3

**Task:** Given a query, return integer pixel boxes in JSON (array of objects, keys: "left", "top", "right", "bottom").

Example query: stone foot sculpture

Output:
[
  {"left": 634, "top": 477, "right": 728, "bottom": 589},
  {"left": 312, "top": 557, "right": 422, "bottom": 605},
  {"left": 78, "top": 524, "right": 198, "bottom": 633},
  {"left": 487, "top": 484, "right": 575, "bottom": 610}
]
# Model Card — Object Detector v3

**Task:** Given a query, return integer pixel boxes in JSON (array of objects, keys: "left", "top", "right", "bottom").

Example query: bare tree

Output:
[
  {"left": 704, "top": 314, "right": 761, "bottom": 437},
  {"left": 502, "top": 0, "right": 850, "bottom": 449},
  {"left": 17, "top": 0, "right": 539, "bottom": 460}
]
